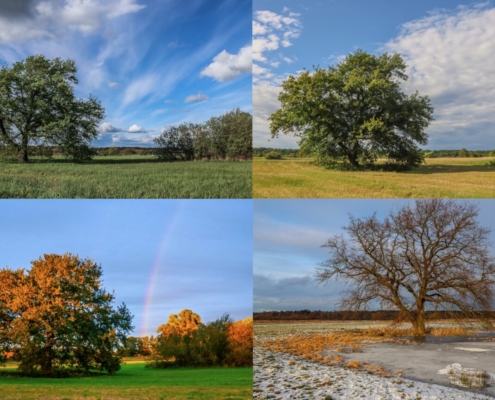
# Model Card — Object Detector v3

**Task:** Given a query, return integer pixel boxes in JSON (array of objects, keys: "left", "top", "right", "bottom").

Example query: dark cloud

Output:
[
  {"left": 254, "top": 273, "right": 344, "bottom": 311},
  {"left": 0, "top": 0, "right": 36, "bottom": 19}
]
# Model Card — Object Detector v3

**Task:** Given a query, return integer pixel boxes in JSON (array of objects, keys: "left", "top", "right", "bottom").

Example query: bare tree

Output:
[{"left": 316, "top": 200, "right": 495, "bottom": 336}]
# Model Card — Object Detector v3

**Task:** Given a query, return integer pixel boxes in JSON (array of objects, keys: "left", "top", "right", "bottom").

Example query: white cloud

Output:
[
  {"left": 252, "top": 9, "right": 301, "bottom": 67},
  {"left": 384, "top": 4, "right": 495, "bottom": 148},
  {"left": 0, "top": 0, "right": 146, "bottom": 43},
  {"left": 127, "top": 124, "right": 147, "bottom": 133},
  {"left": 98, "top": 122, "right": 121, "bottom": 132},
  {"left": 108, "top": 81, "right": 119, "bottom": 88},
  {"left": 164, "top": 99, "right": 176, "bottom": 104},
  {"left": 200, "top": 45, "right": 252, "bottom": 82},
  {"left": 185, "top": 93, "right": 210, "bottom": 103}
]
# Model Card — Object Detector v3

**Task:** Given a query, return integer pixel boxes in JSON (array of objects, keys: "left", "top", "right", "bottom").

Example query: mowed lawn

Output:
[
  {"left": 0, "top": 157, "right": 252, "bottom": 199},
  {"left": 0, "top": 362, "right": 253, "bottom": 400},
  {"left": 253, "top": 157, "right": 495, "bottom": 198}
]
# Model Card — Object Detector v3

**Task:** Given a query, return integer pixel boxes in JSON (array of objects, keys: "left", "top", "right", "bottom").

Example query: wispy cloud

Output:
[{"left": 185, "top": 93, "right": 210, "bottom": 103}]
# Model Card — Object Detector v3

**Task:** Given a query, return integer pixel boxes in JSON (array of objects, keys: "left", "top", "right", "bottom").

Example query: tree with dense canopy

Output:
[
  {"left": 269, "top": 50, "right": 434, "bottom": 170},
  {"left": 0, "top": 253, "right": 133, "bottom": 375},
  {"left": 316, "top": 200, "right": 495, "bottom": 336},
  {"left": 154, "top": 108, "right": 252, "bottom": 161},
  {"left": 0, "top": 55, "right": 104, "bottom": 162}
]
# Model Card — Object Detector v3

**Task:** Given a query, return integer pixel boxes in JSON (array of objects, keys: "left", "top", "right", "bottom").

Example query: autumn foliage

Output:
[
  {"left": 149, "top": 310, "right": 252, "bottom": 368},
  {"left": 0, "top": 253, "right": 133, "bottom": 376}
]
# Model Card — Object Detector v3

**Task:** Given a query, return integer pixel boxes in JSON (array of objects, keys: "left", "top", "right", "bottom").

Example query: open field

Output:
[
  {"left": 0, "top": 157, "right": 252, "bottom": 198},
  {"left": 253, "top": 157, "right": 495, "bottom": 198},
  {"left": 0, "top": 361, "right": 253, "bottom": 399},
  {"left": 254, "top": 321, "right": 495, "bottom": 399}
]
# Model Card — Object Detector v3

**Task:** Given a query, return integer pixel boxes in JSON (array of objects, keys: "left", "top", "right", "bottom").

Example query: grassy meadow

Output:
[
  {"left": 0, "top": 361, "right": 253, "bottom": 400},
  {"left": 0, "top": 156, "right": 252, "bottom": 198},
  {"left": 253, "top": 157, "right": 495, "bottom": 198}
]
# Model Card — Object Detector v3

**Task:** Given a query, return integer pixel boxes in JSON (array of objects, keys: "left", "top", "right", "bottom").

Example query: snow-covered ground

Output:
[{"left": 254, "top": 346, "right": 494, "bottom": 400}]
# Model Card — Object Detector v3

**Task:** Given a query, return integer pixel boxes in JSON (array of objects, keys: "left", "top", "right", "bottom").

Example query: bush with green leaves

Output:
[
  {"left": 154, "top": 108, "right": 252, "bottom": 161},
  {"left": 264, "top": 151, "right": 283, "bottom": 160}
]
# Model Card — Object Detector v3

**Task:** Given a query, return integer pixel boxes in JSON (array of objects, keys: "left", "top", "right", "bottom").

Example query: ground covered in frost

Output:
[{"left": 254, "top": 346, "right": 494, "bottom": 400}]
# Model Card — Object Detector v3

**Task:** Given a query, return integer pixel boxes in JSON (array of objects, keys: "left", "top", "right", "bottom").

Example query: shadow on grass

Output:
[
  {"left": 407, "top": 163, "right": 495, "bottom": 174},
  {"left": 28, "top": 157, "right": 164, "bottom": 165}
]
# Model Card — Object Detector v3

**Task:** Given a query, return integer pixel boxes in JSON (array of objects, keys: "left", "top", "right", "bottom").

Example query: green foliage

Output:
[
  {"left": 253, "top": 147, "right": 299, "bottom": 158},
  {"left": 264, "top": 151, "right": 283, "bottom": 160},
  {"left": 269, "top": 50, "right": 434, "bottom": 170},
  {"left": 0, "top": 55, "right": 104, "bottom": 162},
  {"left": 458, "top": 148, "right": 470, "bottom": 157},
  {"left": 0, "top": 254, "right": 133, "bottom": 376},
  {"left": 150, "top": 313, "right": 249, "bottom": 368},
  {"left": 154, "top": 108, "right": 252, "bottom": 161}
]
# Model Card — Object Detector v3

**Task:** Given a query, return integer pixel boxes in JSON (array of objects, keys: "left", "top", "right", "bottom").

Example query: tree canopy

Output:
[
  {"left": 154, "top": 108, "right": 252, "bottom": 161},
  {"left": 269, "top": 50, "right": 434, "bottom": 170},
  {"left": 0, "top": 253, "right": 133, "bottom": 375},
  {"left": 0, "top": 55, "right": 104, "bottom": 162},
  {"left": 316, "top": 200, "right": 495, "bottom": 336}
]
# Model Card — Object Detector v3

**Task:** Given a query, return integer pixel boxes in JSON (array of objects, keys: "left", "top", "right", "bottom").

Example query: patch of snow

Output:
[
  {"left": 255, "top": 348, "right": 493, "bottom": 399},
  {"left": 454, "top": 347, "right": 492, "bottom": 352}
]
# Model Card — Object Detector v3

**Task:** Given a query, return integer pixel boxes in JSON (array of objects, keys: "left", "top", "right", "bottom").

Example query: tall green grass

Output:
[
  {"left": 0, "top": 361, "right": 252, "bottom": 399},
  {"left": 0, "top": 157, "right": 252, "bottom": 198}
]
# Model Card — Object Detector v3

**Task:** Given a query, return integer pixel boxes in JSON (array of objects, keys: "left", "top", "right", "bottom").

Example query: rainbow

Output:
[{"left": 140, "top": 201, "right": 185, "bottom": 337}]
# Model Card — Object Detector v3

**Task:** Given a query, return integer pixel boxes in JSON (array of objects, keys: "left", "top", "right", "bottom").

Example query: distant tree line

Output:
[
  {"left": 254, "top": 310, "right": 495, "bottom": 321},
  {"left": 154, "top": 108, "right": 252, "bottom": 161},
  {"left": 254, "top": 148, "right": 495, "bottom": 159}
]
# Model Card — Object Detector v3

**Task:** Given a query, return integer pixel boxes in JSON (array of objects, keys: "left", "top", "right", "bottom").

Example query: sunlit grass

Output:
[
  {"left": 0, "top": 156, "right": 252, "bottom": 198},
  {"left": 0, "top": 362, "right": 253, "bottom": 399},
  {"left": 253, "top": 157, "right": 495, "bottom": 198}
]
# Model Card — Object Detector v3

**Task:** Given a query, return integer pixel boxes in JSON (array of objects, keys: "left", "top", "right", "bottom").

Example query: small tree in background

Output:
[
  {"left": 0, "top": 254, "right": 133, "bottom": 375},
  {"left": 0, "top": 55, "right": 104, "bottom": 162},
  {"left": 316, "top": 200, "right": 495, "bottom": 336},
  {"left": 269, "top": 50, "right": 434, "bottom": 170},
  {"left": 154, "top": 108, "right": 252, "bottom": 161}
]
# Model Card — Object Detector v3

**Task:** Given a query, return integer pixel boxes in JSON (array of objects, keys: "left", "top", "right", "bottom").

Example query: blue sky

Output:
[
  {"left": 253, "top": 0, "right": 495, "bottom": 150},
  {"left": 0, "top": 200, "right": 253, "bottom": 336},
  {"left": 254, "top": 199, "right": 495, "bottom": 312},
  {"left": 0, "top": 0, "right": 252, "bottom": 147}
]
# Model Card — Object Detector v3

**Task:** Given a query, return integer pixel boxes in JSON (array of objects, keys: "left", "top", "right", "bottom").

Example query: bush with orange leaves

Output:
[{"left": 225, "top": 317, "right": 253, "bottom": 367}]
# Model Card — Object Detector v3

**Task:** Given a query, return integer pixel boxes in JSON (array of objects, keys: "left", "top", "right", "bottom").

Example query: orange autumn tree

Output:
[
  {"left": 0, "top": 253, "right": 133, "bottom": 376},
  {"left": 150, "top": 310, "right": 253, "bottom": 368},
  {"left": 226, "top": 317, "right": 253, "bottom": 366}
]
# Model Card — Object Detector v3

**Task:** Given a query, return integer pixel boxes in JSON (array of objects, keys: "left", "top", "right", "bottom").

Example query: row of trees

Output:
[
  {"left": 253, "top": 148, "right": 495, "bottom": 159},
  {"left": 0, "top": 254, "right": 133, "bottom": 376},
  {"left": 147, "top": 309, "right": 252, "bottom": 368},
  {"left": 154, "top": 108, "right": 252, "bottom": 161},
  {"left": 254, "top": 310, "right": 495, "bottom": 321}
]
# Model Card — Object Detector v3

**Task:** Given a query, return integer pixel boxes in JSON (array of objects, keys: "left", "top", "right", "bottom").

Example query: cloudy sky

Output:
[
  {"left": 0, "top": 0, "right": 252, "bottom": 147},
  {"left": 0, "top": 200, "right": 253, "bottom": 336},
  {"left": 253, "top": 0, "right": 495, "bottom": 150},
  {"left": 254, "top": 199, "right": 495, "bottom": 312}
]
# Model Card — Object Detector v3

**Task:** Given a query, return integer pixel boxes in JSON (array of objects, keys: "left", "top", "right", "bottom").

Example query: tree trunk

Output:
[
  {"left": 412, "top": 312, "right": 426, "bottom": 337},
  {"left": 18, "top": 148, "right": 29, "bottom": 163},
  {"left": 42, "top": 344, "right": 53, "bottom": 374},
  {"left": 347, "top": 153, "right": 359, "bottom": 167}
]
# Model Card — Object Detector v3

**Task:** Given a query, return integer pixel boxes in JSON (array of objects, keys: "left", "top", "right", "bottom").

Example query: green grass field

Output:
[
  {"left": 0, "top": 361, "right": 252, "bottom": 399},
  {"left": 253, "top": 157, "right": 495, "bottom": 198},
  {"left": 0, "top": 157, "right": 252, "bottom": 198}
]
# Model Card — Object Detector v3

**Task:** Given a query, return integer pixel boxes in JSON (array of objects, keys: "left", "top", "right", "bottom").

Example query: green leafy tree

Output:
[
  {"left": 269, "top": 50, "right": 434, "bottom": 170},
  {"left": 0, "top": 55, "right": 104, "bottom": 162},
  {"left": 0, "top": 253, "right": 133, "bottom": 375}
]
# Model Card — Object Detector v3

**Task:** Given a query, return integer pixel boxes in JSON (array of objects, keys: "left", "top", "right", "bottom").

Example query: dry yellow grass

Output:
[{"left": 253, "top": 157, "right": 495, "bottom": 198}]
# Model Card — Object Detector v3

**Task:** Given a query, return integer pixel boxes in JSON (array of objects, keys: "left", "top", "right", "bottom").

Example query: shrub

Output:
[{"left": 265, "top": 151, "right": 283, "bottom": 160}]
